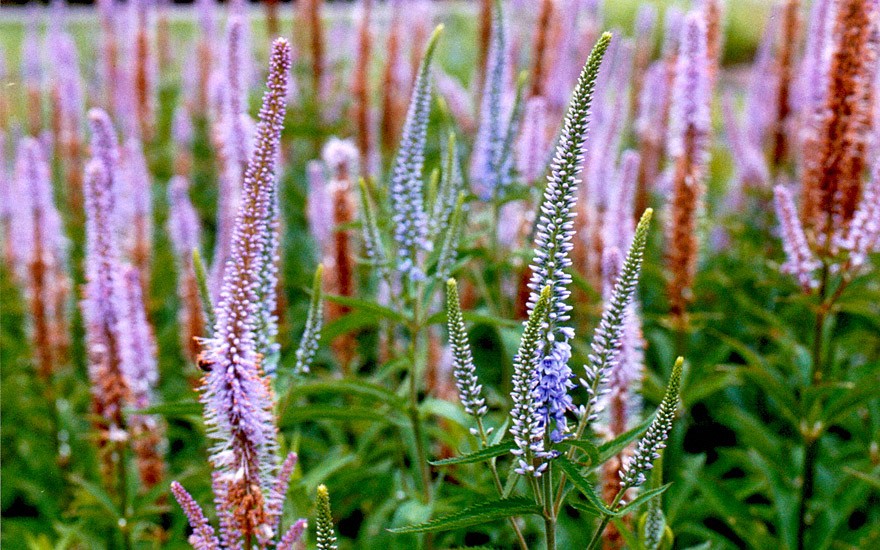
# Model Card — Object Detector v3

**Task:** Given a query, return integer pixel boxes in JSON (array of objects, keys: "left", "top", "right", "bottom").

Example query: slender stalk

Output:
[
  {"left": 586, "top": 490, "right": 625, "bottom": 550},
  {"left": 543, "top": 465, "right": 557, "bottom": 550},
  {"left": 796, "top": 264, "right": 830, "bottom": 550},
  {"left": 474, "top": 419, "right": 529, "bottom": 550},
  {"left": 407, "top": 295, "right": 433, "bottom": 504}
]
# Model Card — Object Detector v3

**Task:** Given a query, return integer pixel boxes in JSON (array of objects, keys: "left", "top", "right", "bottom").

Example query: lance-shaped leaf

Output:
[{"left": 388, "top": 497, "right": 542, "bottom": 534}]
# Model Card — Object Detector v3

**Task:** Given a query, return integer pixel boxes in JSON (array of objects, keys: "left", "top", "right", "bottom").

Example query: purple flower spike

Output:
[
  {"left": 170, "top": 481, "right": 221, "bottom": 550},
  {"left": 667, "top": 13, "right": 711, "bottom": 166},
  {"left": 277, "top": 519, "right": 309, "bottom": 550},
  {"left": 837, "top": 165, "right": 880, "bottom": 270},
  {"left": 773, "top": 185, "right": 820, "bottom": 291}
]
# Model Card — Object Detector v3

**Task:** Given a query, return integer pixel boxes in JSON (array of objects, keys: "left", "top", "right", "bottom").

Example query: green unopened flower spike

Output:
[
  {"left": 358, "top": 178, "right": 388, "bottom": 276},
  {"left": 293, "top": 265, "right": 324, "bottom": 376},
  {"left": 619, "top": 357, "right": 684, "bottom": 490},
  {"left": 435, "top": 192, "right": 466, "bottom": 282},
  {"left": 316, "top": 484, "right": 338, "bottom": 550},
  {"left": 446, "top": 279, "right": 487, "bottom": 419}
]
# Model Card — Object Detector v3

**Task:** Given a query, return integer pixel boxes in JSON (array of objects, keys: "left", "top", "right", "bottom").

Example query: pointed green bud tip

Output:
[{"left": 447, "top": 278, "right": 457, "bottom": 288}]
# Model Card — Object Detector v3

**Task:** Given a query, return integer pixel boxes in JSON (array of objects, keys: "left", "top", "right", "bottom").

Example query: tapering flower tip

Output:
[
  {"left": 526, "top": 32, "right": 612, "bottom": 331},
  {"left": 470, "top": 0, "right": 510, "bottom": 200},
  {"left": 170, "top": 481, "right": 221, "bottom": 550},
  {"left": 635, "top": 4, "right": 658, "bottom": 39},
  {"left": 446, "top": 278, "right": 487, "bottom": 418},
  {"left": 510, "top": 285, "right": 553, "bottom": 476},
  {"left": 316, "top": 484, "right": 338, "bottom": 550},
  {"left": 322, "top": 137, "right": 359, "bottom": 181},
  {"left": 668, "top": 12, "right": 711, "bottom": 164},
  {"left": 661, "top": 7, "right": 685, "bottom": 60},
  {"left": 88, "top": 108, "right": 119, "bottom": 176},
  {"left": 838, "top": 167, "right": 880, "bottom": 269},
  {"left": 55, "top": 33, "right": 85, "bottom": 132},
  {"left": 278, "top": 519, "right": 308, "bottom": 550},
  {"left": 581, "top": 209, "right": 652, "bottom": 421},
  {"left": 389, "top": 25, "right": 443, "bottom": 281},
  {"left": 293, "top": 264, "right": 324, "bottom": 376},
  {"left": 773, "top": 185, "right": 820, "bottom": 290},
  {"left": 620, "top": 357, "right": 683, "bottom": 490}
]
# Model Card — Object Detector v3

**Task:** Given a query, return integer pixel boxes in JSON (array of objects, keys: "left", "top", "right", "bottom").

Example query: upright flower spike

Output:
[
  {"left": 351, "top": 0, "right": 374, "bottom": 172},
  {"left": 582, "top": 209, "right": 653, "bottom": 425},
  {"left": 358, "top": 178, "right": 389, "bottom": 277},
  {"left": 619, "top": 357, "right": 684, "bottom": 490},
  {"left": 277, "top": 519, "right": 308, "bottom": 550},
  {"left": 665, "top": 12, "right": 711, "bottom": 325},
  {"left": 800, "top": 0, "right": 879, "bottom": 249},
  {"left": 470, "top": 0, "right": 509, "bottom": 200},
  {"left": 117, "top": 264, "right": 165, "bottom": 488},
  {"left": 523, "top": 33, "right": 612, "bottom": 445},
  {"left": 428, "top": 133, "right": 463, "bottom": 243},
  {"left": 769, "top": 0, "right": 801, "bottom": 168},
  {"left": 167, "top": 176, "right": 205, "bottom": 361},
  {"left": 122, "top": 136, "right": 153, "bottom": 283},
  {"left": 170, "top": 481, "right": 221, "bottom": 550},
  {"left": 316, "top": 485, "right": 338, "bottom": 550},
  {"left": 446, "top": 279, "right": 487, "bottom": 418},
  {"left": 191, "top": 38, "right": 291, "bottom": 544},
  {"left": 838, "top": 165, "right": 880, "bottom": 270},
  {"left": 517, "top": 96, "right": 549, "bottom": 185},
  {"left": 774, "top": 185, "right": 820, "bottom": 291},
  {"left": 293, "top": 265, "right": 325, "bottom": 376},
  {"left": 81, "top": 157, "right": 133, "bottom": 480},
  {"left": 528, "top": 0, "right": 555, "bottom": 98},
  {"left": 13, "top": 137, "right": 70, "bottom": 381},
  {"left": 510, "top": 286, "right": 553, "bottom": 476},
  {"left": 389, "top": 25, "right": 443, "bottom": 281},
  {"left": 52, "top": 32, "right": 86, "bottom": 213}
]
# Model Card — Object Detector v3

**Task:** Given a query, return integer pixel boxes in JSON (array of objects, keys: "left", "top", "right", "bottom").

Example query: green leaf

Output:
[
  {"left": 323, "top": 294, "right": 408, "bottom": 323},
  {"left": 555, "top": 456, "right": 613, "bottom": 515},
  {"left": 289, "top": 378, "right": 406, "bottom": 411},
  {"left": 430, "top": 441, "right": 515, "bottom": 466},
  {"left": 560, "top": 439, "right": 600, "bottom": 466},
  {"left": 387, "top": 497, "right": 541, "bottom": 534},
  {"left": 615, "top": 484, "right": 672, "bottom": 515},
  {"left": 128, "top": 400, "right": 201, "bottom": 418},
  {"left": 68, "top": 476, "right": 121, "bottom": 519},
  {"left": 598, "top": 416, "right": 653, "bottom": 463},
  {"left": 279, "top": 404, "right": 404, "bottom": 429}
]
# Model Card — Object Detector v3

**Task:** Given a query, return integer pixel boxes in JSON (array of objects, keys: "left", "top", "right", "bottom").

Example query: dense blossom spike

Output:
[
  {"left": 12, "top": 137, "right": 70, "bottom": 380},
  {"left": 722, "top": 94, "right": 769, "bottom": 193},
  {"left": 117, "top": 264, "right": 165, "bottom": 488},
  {"left": 837, "top": 165, "right": 880, "bottom": 269},
  {"left": 316, "top": 484, "right": 338, "bottom": 550},
  {"left": 743, "top": 10, "right": 779, "bottom": 148},
  {"left": 516, "top": 96, "right": 549, "bottom": 184},
  {"left": 800, "top": 0, "right": 879, "bottom": 249},
  {"left": 521, "top": 33, "right": 612, "bottom": 446},
  {"left": 581, "top": 209, "right": 652, "bottom": 424},
  {"left": 294, "top": 265, "right": 325, "bottom": 376},
  {"left": 184, "top": 39, "right": 292, "bottom": 545},
  {"left": 665, "top": 12, "right": 711, "bottom": 323},
  {"left": 266, "top": 452, "right": 301, "bottom": 538},
  {"left": 434, "top": 193, "right": 466, "bottom": 282},
  {"left": 446, "top": 279, "right": 487, "bottom": 417},
  {"left": 389, "top": 25, "right": 443, "bottom": 281},
  {"left": 171, "top": 481, "right": 221, "bottom": 550},
  {"left": 167, "top": 176, "right": 205, "bottom": 361},
  {"left": 470, "top": 0, "right": 509, "bottom": 200},
  {"left": 604, "top": 150, "right": 640, "bottom": 253},
  {"left": 642, "top": 490, "right": 668, "bottom": 550},
  {"left": 122, "top": 136, "right": 153, "bottom": 281},
  {"left": 429, "top": 133, "right": 463, "bottom": 242},
  {"left": 774, "top": 185, "right": 821, "bottom": 290},
  {"left": 620, "top": 357, "right": 683, "bottom": 489},
  {"left": 277, "top": 519, "right": 308, "bottom": 550},
  {"left": 509, "top": 286, "right": 552, "bottom": 476}
]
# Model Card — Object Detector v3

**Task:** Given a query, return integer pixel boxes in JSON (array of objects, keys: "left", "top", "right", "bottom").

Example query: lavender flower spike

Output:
[
  {"left": 277, "top": 519, "right": 308, "bottom": 550},
  {"left": 837, "top": 164, "right": 880, "bottom": 270},
  {"left": 293, "top": 265, "right": 325, "bottom": 376},
  {"left": 619, "top": 357, "right": 683, "bottom": 489},
  {"left": 389, "top": 25, "right": 443, "bottom": 281},
  {"left": 581, "top": 209, "right": 653, "bottom": 424},
  {"left": 773, "top": 185, "right": 820, "bottom": 291},
  {"left": 170, "top": 481, "right": 221, "bottom": 550},
  {"left": 446, "top": 279, "right": 487, "bottom": 418},
  {"left": 524, "top": 33, "right": 612, "bottom": 446},
  {"left": 194, "top": 38, "right": 291, "bottom": 542}
]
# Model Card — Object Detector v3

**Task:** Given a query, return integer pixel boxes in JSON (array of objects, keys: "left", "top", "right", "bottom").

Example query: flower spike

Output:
[{"left": 446, "top": 279, "right": 487, "bottom": 418}]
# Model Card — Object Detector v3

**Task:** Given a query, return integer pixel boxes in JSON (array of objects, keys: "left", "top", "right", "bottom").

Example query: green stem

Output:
[
  {"left": 407, "top": 297, "right": 433, "bottom": 504},
  {"left": 475, "top": 420, "right": 529, "bottom": 550},
  {"left": 543, "top": 466, "right": 556, "bottom": 550},
  {"left": 586, "top": 490, "right": 625, "bottom": 550},
  {"left": 796, "top": 264, "right": 830, "bottom": 550}
]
